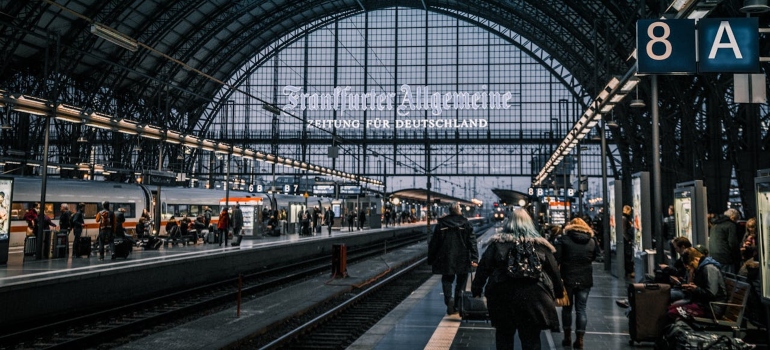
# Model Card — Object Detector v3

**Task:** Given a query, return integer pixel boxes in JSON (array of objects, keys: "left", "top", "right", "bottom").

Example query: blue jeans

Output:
[{"left": 562, "top": 285, "right": 591, "bottom": 333}]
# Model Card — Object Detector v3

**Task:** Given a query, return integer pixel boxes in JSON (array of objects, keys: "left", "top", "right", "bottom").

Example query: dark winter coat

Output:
[
  {"left": 428, "top": 214, "right": 478, "bottom": 275},
  {"left": 231, "top": 208, "right": 244, "bottom": 229},
  {"left": 471, "top": 234, "right": 563, "bottom": 330},
  {"left": 708, "top": 215, "right": 740, "bottom": 267},
  {"left": 554, "top": 229, "right": 598, "bottom": 288},
  {"left": 690, "top": 256, "right": 727, "bottom": 314}
]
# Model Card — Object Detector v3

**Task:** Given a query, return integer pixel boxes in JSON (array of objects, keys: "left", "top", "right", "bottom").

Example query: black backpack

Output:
[{"left": 505, "top": 240, "right": 543, "bottom": 280}]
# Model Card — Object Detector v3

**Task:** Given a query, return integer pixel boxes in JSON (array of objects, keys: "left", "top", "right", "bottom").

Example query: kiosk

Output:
[
  {"left": 220, "top": 197, "right": 263, "bottom": 237},
  {"left": 754, "top": 169, "right": 770, "bottom": 335},
  {"left": 631, "top": 172, "right": 655, "bottom": 282},
  {"left": 0, "top": 177, "right": 13, "bottom": 264},
  {"left": 609, "top": 179, "right": 624, "bottom": 278},
  {"left": 673, "top": 180, "right": 709, "bottom": 247}
]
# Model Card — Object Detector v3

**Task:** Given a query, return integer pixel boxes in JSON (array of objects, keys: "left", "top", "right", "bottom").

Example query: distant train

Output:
[{"left": 3, "top": 176, "right": 332, "bottom": 247}]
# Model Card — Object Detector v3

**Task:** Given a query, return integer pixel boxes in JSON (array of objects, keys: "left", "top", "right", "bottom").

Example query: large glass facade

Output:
[{"left": 205, "top": 7, "right": 583, "bottom": 194}]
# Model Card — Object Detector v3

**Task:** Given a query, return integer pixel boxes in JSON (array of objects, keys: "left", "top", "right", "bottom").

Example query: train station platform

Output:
[
  {"left": 350, "top": 261, "right": 634, "bottom": 350},
  {"left": 349, "top": 226, "right": 636, "bottom": 350}
]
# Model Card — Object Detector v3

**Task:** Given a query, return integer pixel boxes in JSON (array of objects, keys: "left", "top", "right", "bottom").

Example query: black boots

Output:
[
  {"left": 562, "top": 328, "right": 571, "bottom": 347},
  {"left": 573, "top": 332, "right": 584, "bottom": 349},
  {"left": 446, "top": 298, "right": 456, "bottom": 315}
]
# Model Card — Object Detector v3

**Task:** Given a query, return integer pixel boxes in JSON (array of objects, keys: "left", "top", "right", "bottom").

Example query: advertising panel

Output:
[
  {"left": 755, "top": 173, "right": 770, "bottom": 303},
  {"left": 0, "top": 177, "right": 12, "bottom": 240}
]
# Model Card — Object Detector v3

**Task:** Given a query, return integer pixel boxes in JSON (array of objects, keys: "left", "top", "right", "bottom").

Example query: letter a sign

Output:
[{"left": 698, "top": 18, "right": 759, "bottom": 73}]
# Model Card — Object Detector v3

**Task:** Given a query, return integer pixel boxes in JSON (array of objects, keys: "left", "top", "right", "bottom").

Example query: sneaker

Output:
[{"left": 615, "top": 299, "right": 630, "bottom": 308}]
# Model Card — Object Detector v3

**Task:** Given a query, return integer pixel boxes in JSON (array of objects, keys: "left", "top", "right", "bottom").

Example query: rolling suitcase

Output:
[
  {"left": 24, "top": 236, "right": 37, "bottom": 256},
  {"left": 76, "top": 236, "right": 92, "bottom": 257},
  {"left": 459, "top": 271, "right": 489, "bottom": 321},
  {"left": 205, "top": 231, "right": 216, "bottom": 244},
  {"left": 113, "top": 238, "right": 131, "bottom": 258},
  {"left": 628, "top": 283, "right": 670, "bottom": 344},
  {"left": 145, "top": 236, "right": 162, "bottom": 250}
]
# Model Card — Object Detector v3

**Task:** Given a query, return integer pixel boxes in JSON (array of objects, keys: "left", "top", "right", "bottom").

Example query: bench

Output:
[{"left": 691, "top": 275, "right": 750, "bottom": 337}]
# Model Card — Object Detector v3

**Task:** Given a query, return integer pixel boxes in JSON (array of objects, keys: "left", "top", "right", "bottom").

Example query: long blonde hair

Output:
[{"left": 502, "top": 208, "right": 540, "bottom": 240}]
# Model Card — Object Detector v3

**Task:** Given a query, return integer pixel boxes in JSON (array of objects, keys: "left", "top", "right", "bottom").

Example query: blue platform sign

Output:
[
  {"left": 698, "top": 18, "right": 759, "bottom": 73},
  {"left": 637, "top": 19, "right": 696, "bottom": 74}
]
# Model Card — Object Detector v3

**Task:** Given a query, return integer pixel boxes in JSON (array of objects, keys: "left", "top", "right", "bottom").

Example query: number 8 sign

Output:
[{"left": 637, "top": 19, "right": 696, "bottom": 74}]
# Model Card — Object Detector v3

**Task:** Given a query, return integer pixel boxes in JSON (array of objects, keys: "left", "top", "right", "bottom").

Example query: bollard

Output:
[
  {"left": 237, "top": 274, "right": 242, "bottom": 317},
  {"left": 331, "top": 243, "right": 347, "bottom": 278}
]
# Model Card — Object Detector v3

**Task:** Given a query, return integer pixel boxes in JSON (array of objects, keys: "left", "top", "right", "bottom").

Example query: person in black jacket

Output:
[
  {"left": 428, "top": 202, "right": 479, "bottom": 315},
  {"left": 708, "top": 208, "right": 741, "bottom": 275},
  {"left": 471, "top": 208, "right": 563, "bottom": 350},
  {"left": 554, "top": 218, "right": 598, "bottom": 349},
  {"left": 71, "top": 203, "right": 86, "bottom": 258}
]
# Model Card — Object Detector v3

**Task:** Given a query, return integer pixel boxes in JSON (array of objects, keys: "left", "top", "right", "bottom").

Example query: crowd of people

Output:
[{"left": 428, "top": 201, "right": 763, "bottom": 349}]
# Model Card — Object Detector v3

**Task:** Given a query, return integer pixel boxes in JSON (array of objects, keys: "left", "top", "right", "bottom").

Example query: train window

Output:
[
  {"left": 84, "top": 203, "right": 99, "bottom": 218},
  {"left": 190, "top": 205, "right": 199, "bottom": 216},
  {"left": 178, "top": 205, "right": 188, "bottom": 217}
]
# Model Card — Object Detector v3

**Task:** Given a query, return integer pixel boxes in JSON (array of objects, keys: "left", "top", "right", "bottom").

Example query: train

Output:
[{"left": 2, "top": 176, "right": 336, "bottom": 247}]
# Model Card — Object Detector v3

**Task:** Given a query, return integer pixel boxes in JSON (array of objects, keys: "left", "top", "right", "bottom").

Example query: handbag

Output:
[{"left": 554, "top": 286, "right": 571, "bottom": 307}]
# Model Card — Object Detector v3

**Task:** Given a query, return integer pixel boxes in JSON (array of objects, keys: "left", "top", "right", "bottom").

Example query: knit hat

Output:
[{"left": 564, "top": 217, "right": 593, "bottom": 236}]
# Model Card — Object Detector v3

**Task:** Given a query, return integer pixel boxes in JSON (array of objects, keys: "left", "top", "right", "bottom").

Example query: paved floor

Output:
[{"left": 352, "top": 224, "right": 649, "bottom": 350}]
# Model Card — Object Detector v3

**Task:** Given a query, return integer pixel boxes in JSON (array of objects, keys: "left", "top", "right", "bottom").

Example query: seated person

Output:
[
  {"left": 659, "top": 236, "right": 693, "bottom": 302},
  {"left": 136, "top": 217, "right": 147, "bottom": 239},
  {"left": 667, "top": 247, "right": 727, "bottom": 320},
  {"left": 165, "top": 217, "right": 180, "bottom": 238},
  {"left": 266, "top": 215, "right": 280, "bottom": 236}
]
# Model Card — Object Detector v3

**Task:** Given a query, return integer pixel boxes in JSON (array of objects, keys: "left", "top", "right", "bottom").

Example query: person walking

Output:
[
  {"left": 554, "top": 218, "right": 598, "bottom": 349},
  {"left": 347, "top": 209, "right": 355, "bottom": 232},
  {"left": 218, "top": 207, "right": 230, "bottom": 246},
  {"left": 324, "top": 206, "right": 335, "bottom": 236},
  {"left": 357, "top": 208, "right": 366, "bottom": 230},
  {"left": 71, "top": 203, "right": 86, "bottom": 258},
  {"left": 622, "top": 205, "right": 635, "bottom": 279},
  {"left": 471, "top": 208, "right": 563, "bottom": 350},
  {"left": 95, "top": 201, "right": 116, "bottom": 261},
  {"left": 231, "top": 203, "right": 244, "bottom": 244},
  {"left": 428, "top": 202, "right": 479, "bottom": 315}
]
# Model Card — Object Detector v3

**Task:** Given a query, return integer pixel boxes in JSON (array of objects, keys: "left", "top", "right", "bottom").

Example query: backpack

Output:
[
  {"left": 505, "top": 239, "right": 543, "bottom": 280},
  {"left": 99, "top": 210, "right": 113, "bottom": 231}
]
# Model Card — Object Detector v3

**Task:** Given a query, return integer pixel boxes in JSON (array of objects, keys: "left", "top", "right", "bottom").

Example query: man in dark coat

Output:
[
  {"left": 428, "top": 202, "right": 479, "bottom": 315},
  {"left": 708, "top": 208, "right": 741, "bottom": 274},
  {"left": 472, "top": 208, "right": 563, "bottom": 350},
  {"left": 554, "top": 218, "right": 598, "bottom": 349},
  {"left": 231, "top": 204, "right": 244, "bottom": 241},
  {"left": 357, "top": 208, "right": 366, "bottom": 230}
]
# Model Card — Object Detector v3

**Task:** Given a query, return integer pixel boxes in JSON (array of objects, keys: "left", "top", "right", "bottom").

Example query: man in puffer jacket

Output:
[
  {"left": 554, "top": 218, "right": 598, "bottom": 349},
  {"left": 428, "top": 201, "right": 479, "bottom": 315}
]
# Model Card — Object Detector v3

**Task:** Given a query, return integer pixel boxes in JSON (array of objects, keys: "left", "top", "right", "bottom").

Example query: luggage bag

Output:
[
  {"left": 113, "top": 238, "right": 131, "bottom": 258},
  {"left": 24, "top": 236, "right": 37, "bottom": 256},
  {"left": 75, "top": 236, "right": 92, "bottom": 257},
  {"left": 205, "top": 230, "right": 217, "bottom": 244},
  {"left": 145, "top": 236, "right": 162, "bottom": 250},
  {"left": 459, "top": 271, "right": 489, "bottom": 321},
  {"left": 628, "top": 283, "right": 671, "bottom": 344}
]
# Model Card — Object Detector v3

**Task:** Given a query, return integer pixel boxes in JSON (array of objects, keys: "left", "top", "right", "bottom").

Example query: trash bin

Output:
[
  {"left": 43, "top": 230, "right": 55, "bottom": 259},
  {"left": 24, "top": 235, "right": 37, "bottom": 256}
]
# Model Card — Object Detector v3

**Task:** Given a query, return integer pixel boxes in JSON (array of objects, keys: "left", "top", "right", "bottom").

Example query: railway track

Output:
[
  {"left": 0, "top": 234, "right": 424, "bottom": 350},
  {"left": 248, "top": 258, "right": 432, "bottom": 350}
]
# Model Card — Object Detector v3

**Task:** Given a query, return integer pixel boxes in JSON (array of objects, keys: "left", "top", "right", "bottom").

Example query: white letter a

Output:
[{"left": 708, "top": 21, "right": 742, "bottom": 59}]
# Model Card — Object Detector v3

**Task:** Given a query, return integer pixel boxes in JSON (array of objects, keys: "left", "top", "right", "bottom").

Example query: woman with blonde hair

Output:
[
  {"left": 472, "top": 208, "right": 563, "bottom": 350},
  {"left": 554, "top": 218, "right": 598, "bottom": 349}
]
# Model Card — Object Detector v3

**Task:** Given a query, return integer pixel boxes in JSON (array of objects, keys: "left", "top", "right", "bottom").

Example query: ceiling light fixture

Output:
[{"left": 90, "top": 23, "right": 139, "bottom": 52}]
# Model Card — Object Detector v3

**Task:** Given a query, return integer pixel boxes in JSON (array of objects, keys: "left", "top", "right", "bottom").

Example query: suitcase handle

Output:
[{"left": 644, "top": 283, "right": 660, "bottom": 290}]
